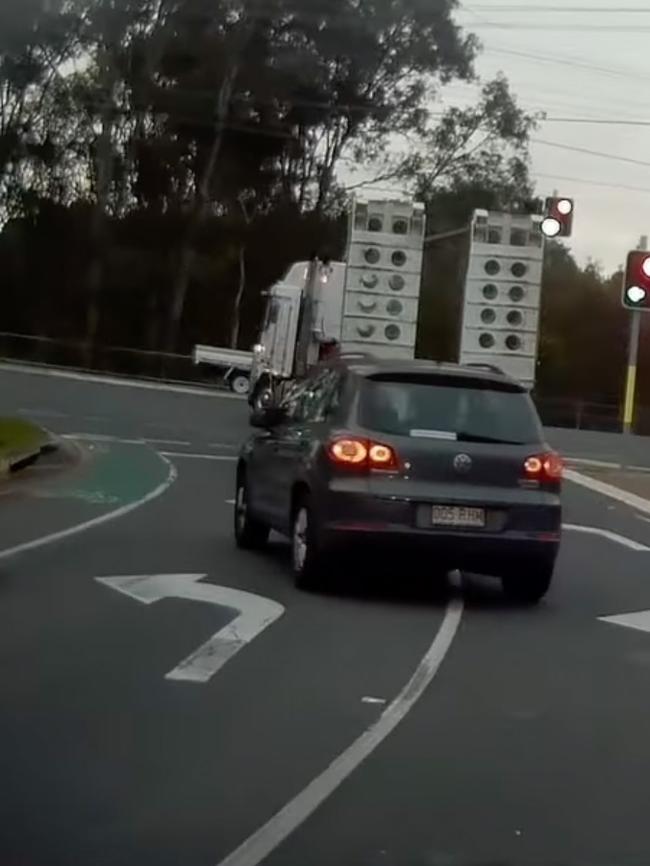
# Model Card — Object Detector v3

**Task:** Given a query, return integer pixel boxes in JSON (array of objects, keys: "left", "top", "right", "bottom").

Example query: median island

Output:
[{"left": 0, "top": 417, "right": 52, "bottom": 476}]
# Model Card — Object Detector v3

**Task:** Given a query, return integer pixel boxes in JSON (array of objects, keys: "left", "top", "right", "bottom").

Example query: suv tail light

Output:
[
  {"left": 523, "top": 452, "right": 563, "bottom": 483},
  {"left": 327, "top": 436, "right": 400, "bottom": 472}
]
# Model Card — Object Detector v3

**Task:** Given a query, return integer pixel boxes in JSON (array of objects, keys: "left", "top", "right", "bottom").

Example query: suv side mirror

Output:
[{"left": 250, "top": 405, "right": 287, "bottom": 428}]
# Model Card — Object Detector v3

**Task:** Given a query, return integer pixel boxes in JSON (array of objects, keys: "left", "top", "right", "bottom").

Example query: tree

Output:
[
  {"left": 537, "top": 242, "right": 627, "bottom": 403},
  {"left": 153, "top": 0, "right": 478, "bottom": 350}
]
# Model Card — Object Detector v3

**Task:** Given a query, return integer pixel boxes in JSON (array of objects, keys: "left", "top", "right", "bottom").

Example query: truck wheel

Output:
[
  {"left": 230, "top": 373, "right": 250, "bottom": 395},
  {"left": 250, "top": 377, "right": 273, "bottom": 411}
]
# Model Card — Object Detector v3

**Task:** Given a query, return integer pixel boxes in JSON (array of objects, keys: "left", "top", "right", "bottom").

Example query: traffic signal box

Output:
[
  {"left": 541, "top": 198, "right": 574, "bottom": 239},
  {"left": 622, "top": 250, "right": 650, "bottom": 310}
]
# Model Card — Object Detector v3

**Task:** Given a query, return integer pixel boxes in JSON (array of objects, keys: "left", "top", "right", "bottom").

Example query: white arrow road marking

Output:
[
  {"left": 599, "top": 610, "right": 650, "bottom": 633},
  {"left": 95, "top": 574, "right": 284, "bottom": 683},
  {"left": 563, "top": 523, "right": 650, "bottom": 551}
]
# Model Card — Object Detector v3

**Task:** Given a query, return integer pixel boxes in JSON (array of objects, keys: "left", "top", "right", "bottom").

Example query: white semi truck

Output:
[
  {"left": 192, "top": 259, "right": 346, "bottom": 399},
  {"left": 194, "top": 197, "right": 427, "bottom": 403}
]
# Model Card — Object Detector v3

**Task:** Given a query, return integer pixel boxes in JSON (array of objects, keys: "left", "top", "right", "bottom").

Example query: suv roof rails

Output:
[
  {"left": 463, "top": 362, "right": 505, "bottom": 376},
  {"left": 338, "top": 351, "right": 377, "bottom": 361}
]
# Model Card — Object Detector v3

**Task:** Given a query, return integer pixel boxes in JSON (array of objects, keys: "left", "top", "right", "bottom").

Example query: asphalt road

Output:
[{"left": 3, "top": 365, "right": 650, "bottom": 866}]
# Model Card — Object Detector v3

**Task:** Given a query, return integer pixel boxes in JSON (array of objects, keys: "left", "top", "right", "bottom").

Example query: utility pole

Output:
[{"left": 623, "top": 234, "right": 647, "bottom": 435}]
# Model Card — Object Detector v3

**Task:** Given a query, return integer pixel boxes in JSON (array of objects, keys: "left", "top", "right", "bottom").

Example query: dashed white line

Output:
[
  {"left": 62, "top": 433, "right": 145, "bottom": 445},
  {"left": 159, "top": 452, "right": 237, "bottom": 461},
  {"left": 566, "top": 456, "right": 620, "bottom": 469},
  {"left": 17, "top": 407, "right": 69, "bottom": 419},
  {"left": 565, "top": 468, "right": 650, "bottom": 517},
  {"left": 144, "top": 438, "right": 191, "bottom": 447},
  {"left": 563, "top": 523, "right": 650, "bottom": 552}
]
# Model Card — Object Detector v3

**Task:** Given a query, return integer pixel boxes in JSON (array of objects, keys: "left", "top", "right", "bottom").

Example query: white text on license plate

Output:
[{"left": 431, "top": 505, "right": 485, "bottom": 528}]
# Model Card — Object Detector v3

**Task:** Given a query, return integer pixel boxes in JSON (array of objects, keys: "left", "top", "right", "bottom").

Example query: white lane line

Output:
[
  {"left": 159, "top": 451, "right": 237, "bottom": 461},
  {"left": 62, "top": 433, "right": 146, "bottom": 445},
  {"left": 225, "top": 499, "right": 236, "bottom": 505},
  {"left": 215, "top": 585, "right": 464, "bottom": 866},
  {"left": 0, "top": 362, "right": 243, "bottom": 400},
  {"left": 144, "top": 438, "right": 191, "bottom": 447},
  {"left": 209, "top": 442, "right": 238, "bottom": 450},
  {"left": 566, "top": 456, "right": 620, "bottom": 469},
  {"left": 567, "top": 458, "right": 650, "bottom": 474},
  {"left": 563, "top": 523, "right": 650, "bottom": 551},
  {"left": 637, "top": 515, "right": 650, "bottom": 524},
  {"left": 566, "top": 468, "right": 650, "bottom": 518},
  {"left": 0, "top": 455, "right": 177, "bottom": 562},
  {"left": 361, "top": 696, "right": 387, "bottom": 705},
  {"left": 17, "top": 407, "right": 69, "bottom": 419}
]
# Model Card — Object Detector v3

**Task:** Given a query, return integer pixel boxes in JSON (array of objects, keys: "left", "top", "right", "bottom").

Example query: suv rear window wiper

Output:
[{"left": 456, "top": 431, "right": 525, "bottom": 445}]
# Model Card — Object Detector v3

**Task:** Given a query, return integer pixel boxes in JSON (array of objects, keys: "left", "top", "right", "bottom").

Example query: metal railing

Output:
[
  {"left": 0, "top": 331, "right": 645, "bottom": 434},
  {"left": 533, "top": 395, "right": 623, "bottom": 433},
  {"left": 0, "top": 331, "right": 220, "bottom": 388}
]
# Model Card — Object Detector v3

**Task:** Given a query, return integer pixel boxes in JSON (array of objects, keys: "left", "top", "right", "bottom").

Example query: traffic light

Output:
[
  {"left": 541, "top": 197, "right": 574, "bottom": 238},
  {"left": 622, "top": 250, "right": 650, "bottom": 310}
]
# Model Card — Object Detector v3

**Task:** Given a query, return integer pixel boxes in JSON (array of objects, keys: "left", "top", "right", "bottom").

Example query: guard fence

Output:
[{"left": 0, "top": 330, "right": 638, "bottom": 434}]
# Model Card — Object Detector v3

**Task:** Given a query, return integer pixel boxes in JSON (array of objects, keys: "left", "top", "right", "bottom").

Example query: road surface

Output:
[{"left": 2, "top": 364, "right": 650, "bottom": 866}]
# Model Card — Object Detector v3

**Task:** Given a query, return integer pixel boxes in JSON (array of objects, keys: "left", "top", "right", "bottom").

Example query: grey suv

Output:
[{"left": 234, "top": 359, "right": 562, "bottom": 603}]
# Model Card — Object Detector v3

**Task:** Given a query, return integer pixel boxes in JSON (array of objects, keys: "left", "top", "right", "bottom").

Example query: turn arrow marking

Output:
[
  {"left": 96, "top": 574, "right": 285, "bottom": 683},
  {"left": 599, "top": 610, "right": 650, "bottom": 634}
]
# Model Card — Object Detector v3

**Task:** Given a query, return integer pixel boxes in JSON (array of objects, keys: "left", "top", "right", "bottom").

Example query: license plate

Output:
[{"left": 431, "top": 505, "right": 485, "bottom": 528}]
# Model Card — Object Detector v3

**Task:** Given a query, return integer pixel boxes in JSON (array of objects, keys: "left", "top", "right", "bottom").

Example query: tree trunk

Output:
[
  {"left": 230, "top": 241, "right": 246, "bottom": 349},
  {"left": 84, "top": 48, "right": 114, "bottom": 369},
  {"left": 165, "top": 66, "right": 238, "bottom": 353}
]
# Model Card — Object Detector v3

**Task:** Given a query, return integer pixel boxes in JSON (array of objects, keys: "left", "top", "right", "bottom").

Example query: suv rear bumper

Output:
[{"left": 319, "top": 489, "right": 561, "bottom": 574}]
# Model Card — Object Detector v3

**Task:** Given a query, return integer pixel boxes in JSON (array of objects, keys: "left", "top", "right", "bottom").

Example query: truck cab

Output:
[{"left": 249, "top": 260, "right": 346, "bottom": 407}]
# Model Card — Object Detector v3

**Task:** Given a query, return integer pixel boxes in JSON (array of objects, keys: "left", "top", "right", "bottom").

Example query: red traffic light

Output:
[
  {"left": 622, "top": 250, "right": 650, "bottom": 310},
  {"left": 541, "top": 197, "right": 574, "bottom": 238}
]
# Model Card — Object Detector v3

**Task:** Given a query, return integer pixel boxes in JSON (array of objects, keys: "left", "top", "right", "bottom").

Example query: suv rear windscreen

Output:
[{"left": 359, "top": 374, "right": 543, "bottom": 445}]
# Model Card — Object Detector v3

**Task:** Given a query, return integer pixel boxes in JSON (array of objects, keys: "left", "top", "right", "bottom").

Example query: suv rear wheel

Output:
[
  {"left": 234, "top": 473, "right": 269, "bottom": 550},
  {"left": 291, "top": 494, "right": 327, "bottom": 590},
  {"left": 501, "top": 560, "right": 554, "bottom": 604}
]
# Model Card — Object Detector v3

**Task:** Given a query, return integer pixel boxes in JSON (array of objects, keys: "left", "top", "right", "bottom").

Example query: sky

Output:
[{"left": 344, "top": 1, "right": 650, "bottom": 275}]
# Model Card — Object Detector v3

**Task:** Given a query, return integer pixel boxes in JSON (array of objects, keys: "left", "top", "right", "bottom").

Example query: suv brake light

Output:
[
  {"left": 327, "top": 436, "right": 400, "bottom": 472},
  {"left": 523, "top": 452, "right": 563, "bottom": 482}
]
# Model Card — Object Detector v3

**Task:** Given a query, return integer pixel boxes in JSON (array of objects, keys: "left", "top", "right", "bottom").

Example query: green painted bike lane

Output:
[{"left": 0, "top": 439, "right": 174, "bottom": 557}]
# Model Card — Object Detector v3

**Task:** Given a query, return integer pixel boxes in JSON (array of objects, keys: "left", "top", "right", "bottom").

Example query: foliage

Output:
[{"left": 1, "top": 0, "right": 625, "bottom": 417}]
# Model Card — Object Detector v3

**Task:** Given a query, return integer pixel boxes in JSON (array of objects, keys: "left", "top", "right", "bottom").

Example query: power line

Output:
[
  {"left": 470, "top": 22, "right": 650, "bottom": 30},
  {"left": 532, "top": 138, "right": 650, "bottom": 168},
  {"left": 540, "top": 117, "right": 650, "bottom": 125},
  {"left": 467, "top": 5, "right": 650, "bottom": 12},
  {"left": 534, "top": 170, "right": 650, "bottom": 194},
  {"left": 486, "top": 45, "right": 650, "bottom": 83}
]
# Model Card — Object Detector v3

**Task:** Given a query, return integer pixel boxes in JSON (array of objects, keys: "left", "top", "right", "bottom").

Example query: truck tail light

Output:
[
  {"left": 523, "top": 452, "right": 563, "bottom": 482},
  {"left": 327, "top": 437, "right": 400, "bottom": 472}
]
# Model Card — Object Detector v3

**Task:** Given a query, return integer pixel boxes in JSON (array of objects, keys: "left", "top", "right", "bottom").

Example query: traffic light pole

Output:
[{"left": 623, "top": 234, "right": 647, "bottom": 435}]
